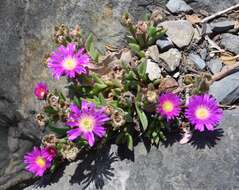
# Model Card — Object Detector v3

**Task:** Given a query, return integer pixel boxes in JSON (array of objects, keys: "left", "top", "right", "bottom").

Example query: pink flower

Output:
[
  {"left": 48, "top": 43, "right": 90, "bottom": 79},
  {"left": 66, "top": 100, "right": 110, "bottom": 147},
  {"left": 34, "top": 82, "right": 48, "bottom": 100},
  {"left": 24, "top": 147, "right": 53, "bottom": 176},
  {"left": 185, "top": 94, "right": 223, "bottom": 132},
  {"left": 156, "top": 92, "right": 181, "bottom": 120}
]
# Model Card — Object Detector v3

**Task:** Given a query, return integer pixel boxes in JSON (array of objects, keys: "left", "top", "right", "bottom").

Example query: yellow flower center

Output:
[
  {"left": 35, "top": 156, "right": 46, "bottom": 168},
  {"left": 63, "top": 57, "right": 77, "bottom": 71},
  {"left": 162, "top": 101, "right": 174, "bottom": 112},
  {"left": 195, "top": 107, "right": 209, "bottom": 120},
  {"left": 79, "top": 117, "right": 94, "bottom": 131}
]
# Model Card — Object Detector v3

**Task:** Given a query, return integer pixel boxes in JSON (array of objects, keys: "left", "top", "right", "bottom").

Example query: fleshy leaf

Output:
[{"left": 135, "top": 103, "right": 148, "bottom": 131}]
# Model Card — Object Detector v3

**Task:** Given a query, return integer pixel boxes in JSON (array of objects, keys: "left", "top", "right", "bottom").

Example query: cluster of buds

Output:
[
  {"left": 120, "top": 91, "right": 135, "bottom": 107},
  {"left": 60, "top": 141, "right": 80, "bottom": 161},
  {"left": 146, "top": 90, "right": 158, "bottom": 103},
  {"left": 135, "top": 21, "right": 148, "bottom": 48},
  {"left": 112, "top": 65, "right": 124, "bottom": 80},
  {"left": 47, "top": 93, "right": 60, "bottom": 109},
  {"left": 53, "top": 24, "right": 69, "bottom": 45},
  {"left": 45, "top": 93, "right": 71, "bottom": 121},
  {"left": 111, "top": 110, "right": 126, "bottom": 130},
  {"left": 42, "top": 134, "right": 59, "bottom": 147},
  {"left": 69, "top": 25, "right": 83, "bottom": 44},
  {"left": 36, "top": 113, "right": 47, "bottom": 128}
]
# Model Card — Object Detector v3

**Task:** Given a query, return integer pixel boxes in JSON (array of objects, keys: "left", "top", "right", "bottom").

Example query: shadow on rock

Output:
[
  {"left": 161, "top": 128, "right": 182, "bottom": 148},
  {"left": 117, "top": 143, "right": 135, "bottom": 161},
  {"left": 190, "top": 128, "right": 224, "bottom": 149},
  {"left": 31, "top": 161, "right": 67, "bottom": 189},
  {"left": 70, "top": 146, "right": 118, "bottom": 190}
]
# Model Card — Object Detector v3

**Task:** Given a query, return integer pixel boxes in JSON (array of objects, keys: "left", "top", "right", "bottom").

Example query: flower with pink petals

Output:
[
  {"left": 24, "top": 147, "right": 53, "bottom": 176},
  {"left": 185, "top": 94, "right": 223, "bottom": 132},
  {"left": 156, "top": 92, "right": 181, "bottom": 120},
  {"left": 48, "top": 43, "right": 90, "bottom": 79},
  {"left": 34, "top": 82, "right": 48, "bottom": 100},
  {"left": 65, "top": 100, "right": 110, "bottom": 146},
  {"left": 45, "top": 146, "right": 57, "bottom": 161}
]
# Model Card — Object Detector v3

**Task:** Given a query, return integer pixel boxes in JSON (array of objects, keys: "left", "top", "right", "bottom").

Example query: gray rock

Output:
[
  {"left": 1, "top": 0, "right": 239, "bottom": 189},
  {"left": 159, "top": 20, "right": 194, "bottom": 48},
  {"left": 156, "top": 37, "right": 173, "bottom": 52},
  {"left": 146, "top": 59, "right": 161, "bottom": 81},
  {"left": 189, "top": 53, "right": 206, "bottom": 70},
  {"left": 190, "top": 0, "right": 239, "bottom": 13},
  {"left": 220, "top": 33, "right": 239, "bottom": 54},
  {"left": 147, "top": 45, "right": 160, "bottom": 62},
  {"left": 25, "top": 108, "right": 239, "bottom": 190},
  {"left": 211, "top": 21, "right": 235, "bottom": 33},
  {"left": 0, "top": 0, "right": 167, "bottom": 189},
  {"left": 207, "top": 58, "right": 223, "bottom": 74},
  {"left": 159, "top": 48, "right": 181, "bottom": 72},
  {"left": 199, "top": 48, "right": 208, "bottom": 60},
  {"left": 192, "top": 27, "right": 202, "bottom": 42},
  {"left": 166, "top": 0, "right": 192, "bottom": 13},
  {"left": 204, "top": 24, "right": 213, "bottom": 34},
  {"left": 209, "top": 71, "right": 239, "bottom": 105}
]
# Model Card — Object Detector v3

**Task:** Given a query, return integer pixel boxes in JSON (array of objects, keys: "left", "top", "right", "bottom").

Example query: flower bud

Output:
[
  {"left": 60, "top": 142, "right": 79, "bottom": 161},
  {"left": 146, "top": 90, "right": 157, "bottom": 103},
  {"left": 47, "top": 93, "right": 60, "bottom": 109},
  {"left": 111, "top": 110, "right": 126, "bottom": 130},
  {"left": 36, "top": 113, "right": 46, "bottom": 128},
  {"left": 42, "top": 134, "right": 59, "bottom": 147},
  {"left": 34, "top": 82, "right": 48, "bottom": 100}
]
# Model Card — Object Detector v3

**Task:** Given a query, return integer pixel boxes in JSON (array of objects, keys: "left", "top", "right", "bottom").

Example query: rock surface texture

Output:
[
  {"left": 25, "top": 109, "right": 239, "bottom": 190},
  {"left": 1, "top": 0, "right": 239, "bottom": 189},
  {"left": 159, "top": 20, "right": 194, "bottom": 48}
]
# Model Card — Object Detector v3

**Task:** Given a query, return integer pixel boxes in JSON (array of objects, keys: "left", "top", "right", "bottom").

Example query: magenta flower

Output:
[
  {"left": 24, "top": 147, "right": 53, "bottom": 176},
  {"left": 45, "top": 146, "right": 57, "bottom": 161},
  {"left": 66, "top": 100, "right": 110, "bottom": 146},
  {"left": 156, "top": 92, "right": 181, "bottom": 120},
  {"left": 34, "top": 82, "right": 48, "bottom": 100},
  {"left": 48, "top": 43, "right": 90, "bottom": 79},
  {"left": 185, "top": 94, "right": 223, "bottom": 132}
]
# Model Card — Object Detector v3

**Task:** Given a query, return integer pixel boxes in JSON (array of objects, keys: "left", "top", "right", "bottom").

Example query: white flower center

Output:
[
  {"left": 63, "top": 57, "right": 77, "bottom": 71},
  {"left": 79, "top": 116, "right": 94, "bottom": 131},
  {"left": 195, "top": 107, "right": 209, "bottom": 120}
]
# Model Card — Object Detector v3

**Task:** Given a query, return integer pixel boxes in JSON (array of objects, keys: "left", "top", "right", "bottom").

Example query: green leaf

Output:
[
  {"left": 47, "top": 122, "right": 69, "bottom": 136},
  {"left": 90, "top": 83, "right": 107, "bottom": 95},
  {"left": 92, "top": 73, "right": 105, "bottom": 84},
  {"left": 59, "top": 92, "right": 66, "bottom": 101},
  {"left": 86, "top": 33, "right": 94, "bottom": 52},
  {"left": 126, "top": 133, "right": 133, "bottom": 151},
  {"left": 126, "top": 35, "right": 137, "bottom": 44},
  {"left": 115, "top": 132, "right": 125, "bottom": 144},
  {"left": 129, "top": 43, "right": 145, "bottom": 58},
  {"left": 76, "top": 138, "right": 88, "bottom": 146},
  {"left": 126, "top": 70, "right": 138, "bottom": 80},
  {"left": 155, "top": 28, "right": 167, "bottom": 39},
  {"left": 135, "top": 103, "right": 148, "bottom": 131},
  {"left": 137, "top": 61, "right": 147, "bottom": 79},
  {"left": 86, "top": 33, "right": 100, "bottom": 61},
  {"left": 44, "top": 106, "right": 58, "bottom": 115},
  {"left": 143, "top": 13, "right": 150, "bottom": 21},
  {"left": 98, "top": 93, "right": 107, "bottom": 105},
  {"left": 73, "top": 96, "right": 81, "bottom": 107},
  {"left": 90, "top": 45, "right": 99, "bottom": 61},
  {"left": 147, "top": 25, "right": 157, "bottom": 38}
]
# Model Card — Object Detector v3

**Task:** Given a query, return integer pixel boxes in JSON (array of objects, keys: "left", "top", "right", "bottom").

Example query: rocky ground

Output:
[
  {"left": 0, "top": 0, "right": 239, "bottom": 189},
  {"left": 24, "top": 109, "right": 239, "bottom": 190}
]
